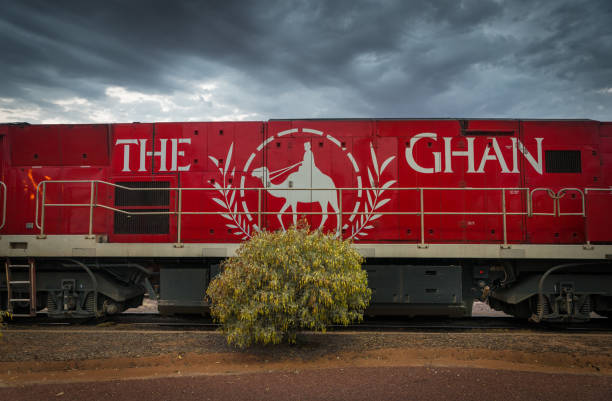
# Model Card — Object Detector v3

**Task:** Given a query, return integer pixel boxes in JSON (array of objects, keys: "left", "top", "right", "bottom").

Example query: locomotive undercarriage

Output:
[
  {"left": 1, "top": 259, "right": 150, "bottom": 318},
  {"left": 4, "top": 256, "right": 611, "bottom": 322},
  {"left": 484, "top": 262, "right": 612, "bottom": 322}
]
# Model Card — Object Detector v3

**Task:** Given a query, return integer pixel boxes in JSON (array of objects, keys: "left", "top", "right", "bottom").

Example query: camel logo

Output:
[
  {"left": 251, "top": 142, "right": 340, "bottom": 231},
  {"left": 208, "top": 128, "right": 396, "bottom": 240}
]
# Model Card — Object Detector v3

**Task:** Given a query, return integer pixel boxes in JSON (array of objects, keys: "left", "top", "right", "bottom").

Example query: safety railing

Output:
[
  {"left": 584, "top": 187, "right": 612, "bottom": 247},
  {"left": 529, "top": 188, "right": 586, "bottom": 217},
  {"left": 32, "top": 180, "right": 610, "bottom": 248},
  {"left": 0, "top": 180, "right": 6, "bottom": 230}
]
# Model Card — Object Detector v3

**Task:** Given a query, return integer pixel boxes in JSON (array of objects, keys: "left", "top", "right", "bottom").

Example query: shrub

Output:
[
  {"left": 0, "top": 311, "right": 11, "bottom": 338},
  {"left": 206, "top": 224, "right": 371, "bottom": 348}
]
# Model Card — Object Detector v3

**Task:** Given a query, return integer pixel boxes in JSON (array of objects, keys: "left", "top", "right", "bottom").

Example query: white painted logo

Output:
[
  {"left": 405, "top": 133, "right": 543, "bottom": 174},
  {"left": 115, "top": 138, "right": 191, "bottom": 172},
  {"left": 208, "top": 128, "right": 396, "bottom": 239},
  {"left": 251, "top": 142, "right": 340, "bottom": 231}
]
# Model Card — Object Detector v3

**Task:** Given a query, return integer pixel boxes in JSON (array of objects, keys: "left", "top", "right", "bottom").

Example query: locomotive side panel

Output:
[
  {"left": 5, "top": 124, "right": 111, "bottom": 236},
  {"left": 262, "top": 120, "right": 373, "bottom": 235},
  {"left": 108, "top": 122, "right": 266, "bottom": 243},
  {"left": 4, "top": 119, "right": 607, "bottom": 245},
  {"left": 586, "top": 123, "right": 612, "bottom": 243},
  {"left": 179, "top": 121, "right": 264, "bottom": 242},
  {"left": 109, "top": 123, "right": 176, "bottom": 243},
  {"left": 522, "top": 121, "right": 600, "bottom": 244},
  {"left": 376, "top": 119, "right": 526, "bottom": 244}
]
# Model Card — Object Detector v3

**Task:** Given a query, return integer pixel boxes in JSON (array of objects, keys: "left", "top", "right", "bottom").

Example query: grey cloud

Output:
[{"left": 0, "top": 0, "right": 610, "bottom": 123}]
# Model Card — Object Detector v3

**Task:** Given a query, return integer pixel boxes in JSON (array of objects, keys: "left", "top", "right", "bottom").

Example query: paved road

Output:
[{"left": 5, "top": 366, "right": 612, "bottom": 401}]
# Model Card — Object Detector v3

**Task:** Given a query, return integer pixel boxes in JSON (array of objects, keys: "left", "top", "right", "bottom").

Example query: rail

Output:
[
  {"left": 584, "top": 187, "right": 612, "bottom": 247},
  {"left": 32, "top": 180, "right": 609, "bottom": 248},
  {"left": 529, "top": 188, "right": 586, "bottom": 217},
  {"left": 0, "top": 180, "right": 6, "bottom": 230}
]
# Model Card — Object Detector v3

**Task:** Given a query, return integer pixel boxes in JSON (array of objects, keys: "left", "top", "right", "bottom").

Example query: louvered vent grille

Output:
[
  {"left": 113, "top": 181, "right": 170, "bottom": 234},
  {"left": 113, "top": 209, "right": 170, "bottom": 234},
  {"left": 114, "top": 181, "right": 170, "bottom": 206},
  {"left": 545, "top": 150, "right": 581, "bottom": 173}
]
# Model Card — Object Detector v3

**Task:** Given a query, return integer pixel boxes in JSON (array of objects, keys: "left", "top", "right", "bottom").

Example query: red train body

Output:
[{"left": 1, "top": 119, "right": 611, "bottom": 320}]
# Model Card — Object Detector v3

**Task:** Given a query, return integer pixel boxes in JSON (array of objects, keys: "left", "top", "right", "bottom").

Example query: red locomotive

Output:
[{"left": 1, "top": 119, "right": 611, "bottom": 321}]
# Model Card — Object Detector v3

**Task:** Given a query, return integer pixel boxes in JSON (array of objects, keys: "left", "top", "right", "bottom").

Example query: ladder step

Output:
[{"left": 5, "top": 259, "right": 37, "bottom": 315}]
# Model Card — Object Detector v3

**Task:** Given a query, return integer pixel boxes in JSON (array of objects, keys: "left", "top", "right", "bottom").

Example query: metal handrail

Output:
[
  {"left": 529, "top": 188, "right": 557, "bottom": 216},
  {"left": 556, "top": 188, "right": 585, "bottom": 217},
  {"left": 32, "top": 179, "right": 611, "bottom": 247},
  {"left": 0, "top": 180, "right": 6, "bottom": 230},
  {"left": 585, "top": 187, "right": 612, "bottom": 193},
  {"left": 583, "top": 187, "right": 612, "bottom": 247},
  {"left": 529, "top": 188, "right": 586, "bottom": 217}
]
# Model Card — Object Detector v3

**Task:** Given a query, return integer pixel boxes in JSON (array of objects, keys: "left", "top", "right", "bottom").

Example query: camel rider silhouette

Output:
[
  {"left": 295, "top": 142, "right": 313, "bottom": 188},
  {"left": 249, "top": 140, "right": 339, "bottom": 231}
]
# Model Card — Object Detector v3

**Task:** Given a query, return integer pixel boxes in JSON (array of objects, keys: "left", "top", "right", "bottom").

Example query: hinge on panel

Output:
[
  {"left": 500, "top": 244, "right": 512, "bottom": 249},
  {"left": 417, "top": 244, "right": 429, "bottom": 249},
  {"left": 583, "top": 244, "right": 594, "bottom": 250}
]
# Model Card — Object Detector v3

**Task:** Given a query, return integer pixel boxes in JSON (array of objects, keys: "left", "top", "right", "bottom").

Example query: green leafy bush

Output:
[{"left": 206, "top": 224, "right": 371, "bottom": 348}]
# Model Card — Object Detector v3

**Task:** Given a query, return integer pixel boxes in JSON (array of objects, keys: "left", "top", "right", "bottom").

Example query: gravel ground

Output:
[
  {"left": 2, "top": 325, "right": 612, "bottom": 399},
  {"left": 2, "top": 329, "right": 612, "bottom": 381},
  {"left": 2, "top": 291, "right": 609, "bottom": 399},
  {"left": 2, "top": 330, "right": 612, "bottom": 363},
  {"left": 4, "top": 366, "right": 612, "bottom": 401}
]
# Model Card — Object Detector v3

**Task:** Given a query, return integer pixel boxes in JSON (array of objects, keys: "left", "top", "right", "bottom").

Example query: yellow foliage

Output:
[
  {"left": 206, "top": 222, "right": 371, "bottom": 348},
  {"left": 0, "top": 310, "right": 11, "bottom": 338}
]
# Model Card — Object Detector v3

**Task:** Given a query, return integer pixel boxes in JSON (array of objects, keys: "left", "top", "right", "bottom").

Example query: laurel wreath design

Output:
[
  {"left": 208, "top": 143, "right": 254, "bottom": 239},
  {"left": 210, "top": 141, "right": 395, "bottom": 240},
  {"left": 346, "top": 143, "right": 396, "bottom": 239}
]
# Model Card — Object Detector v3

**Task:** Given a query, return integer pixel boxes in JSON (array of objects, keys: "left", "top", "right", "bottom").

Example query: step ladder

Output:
[{"left": 4, "top": 258, "right": 37, "bottom": 317}]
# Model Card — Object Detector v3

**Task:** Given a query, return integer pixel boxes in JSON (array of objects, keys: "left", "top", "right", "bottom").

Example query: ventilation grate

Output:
[
  {"left": 113, "top": 181, "right": 170, "bottom": 234},
  {"left": 545, "top": 150, "right": 581, "bottom": 173},
  {"left": 114, "top": 209, "right": 169, "bottom": 234},
  {"left": 114, "top": 181, "right": 170, "bottom": 206}
]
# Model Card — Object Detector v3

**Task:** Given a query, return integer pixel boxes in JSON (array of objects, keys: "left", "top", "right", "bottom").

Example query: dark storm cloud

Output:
[{"left": 0, "top": 0, "right": 611, "bottom": 122}]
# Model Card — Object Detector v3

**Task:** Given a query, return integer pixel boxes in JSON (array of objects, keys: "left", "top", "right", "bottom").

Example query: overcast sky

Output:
[{"left": 0, "top": 0, "right": 610, "bottom": 124}]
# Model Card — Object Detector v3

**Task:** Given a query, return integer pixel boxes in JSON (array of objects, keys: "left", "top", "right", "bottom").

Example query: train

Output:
[{"left": 1, "top": 118, "right": 611, "bottom": 322}]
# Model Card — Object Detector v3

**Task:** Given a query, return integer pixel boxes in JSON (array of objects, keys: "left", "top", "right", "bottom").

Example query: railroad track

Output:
[{"left": 5, "top": 314, "right": 612, "bottom": 333}]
